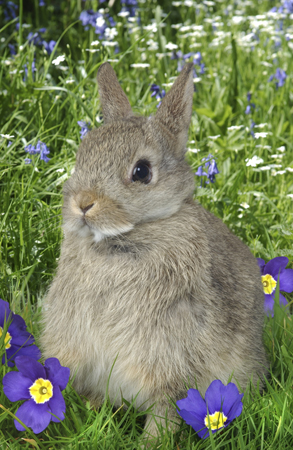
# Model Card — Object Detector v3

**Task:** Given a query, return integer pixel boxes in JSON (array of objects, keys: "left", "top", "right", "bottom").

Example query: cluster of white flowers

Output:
[{"left": 245, "top": 156, "right": 264, "bottom": 167}]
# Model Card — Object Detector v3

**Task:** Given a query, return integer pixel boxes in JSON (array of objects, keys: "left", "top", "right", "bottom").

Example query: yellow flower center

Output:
[
  {"left": 0, "top": 327, "right": 12, "bottom": 349},
  {"left": 261, "top": 274, "right": 277, "bottom": 295},
  {"left": 29, "top": 378, "right": 53, "bottom": 404},
  {"left": 204, "top": 411, "right": 228, "bottom": 430}
]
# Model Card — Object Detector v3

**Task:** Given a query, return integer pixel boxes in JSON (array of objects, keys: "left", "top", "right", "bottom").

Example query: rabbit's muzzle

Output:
[{"left": 63, "top": 190, "right": 134, "bottom": 243}]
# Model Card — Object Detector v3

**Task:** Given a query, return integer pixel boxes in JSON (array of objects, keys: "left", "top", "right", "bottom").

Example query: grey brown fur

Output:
[{"left": 41, "top": 62, "right": 268, "bottom": 438}]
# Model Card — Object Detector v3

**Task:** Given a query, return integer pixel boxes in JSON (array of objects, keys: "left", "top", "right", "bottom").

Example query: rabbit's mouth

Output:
[{"left": 63, "top": 193, "right": 134, "bottom": 243}]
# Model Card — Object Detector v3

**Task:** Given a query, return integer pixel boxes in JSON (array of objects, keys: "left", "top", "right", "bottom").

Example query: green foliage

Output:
[{"left": 0, "top": 0, "right": 293, "bottom": 448}]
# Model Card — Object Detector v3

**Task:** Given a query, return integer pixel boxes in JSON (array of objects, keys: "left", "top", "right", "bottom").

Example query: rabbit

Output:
[{"left": 41, "top": 62, "right": 268, "bottom": 438}]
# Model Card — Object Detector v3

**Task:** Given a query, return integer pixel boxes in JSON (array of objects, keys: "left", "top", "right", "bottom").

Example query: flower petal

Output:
[
  {"left": 257, "top": 258, "right": 265, "bottom": 273},
  {"left": 205, "top": 380, "right": 224, "bottom": 413},
  {"left": 14, "top": 399, "right": 52, "bottom": 434},
  {"left": 264, "top": 294, "right": 275, "bottom": 316},
  {"left": 279, "top": 292, "right": 288, "bottom": 308},
  {"left": 48, "top": 385, "right": 66, "bottom": 422},
  {"left": 2, "top": 354, "right": 15, "bottom": 367},
  {"left": 15, "top": 356, "right": 46, "bottom": 381},
  {"left": 45, "top": 358, "right": 70, "bottom": 391},
  {"left": 279, "top": 269, "right": 293, "bottom": 293},
  {"left": 264, "top": 257, "right": 289, "bottom": 278},
  {"left": 177, "top": 409, "right": 208, "bottom": 438},
  {"left": 8, "top": 316, "right": 35, "bottom": 346},
  {"left": 177, "top": 388, "right": 206, "bottom": 417},
  {"left": 0, "top": 298, "right": 12, "bottom": 326},
  {"left": 3, "top": 371, "right": 32, "bottom": 401},
  {"left": 225, "top": 394, "right": 243, "bottom": 423},
  {"left": 8, "top": 313, "right": 27, "bottom": 332},
  {"left": 221, "top": 383, "right": 244, "bottom": 419},
  {"left": 6, "top": 344, "right": 41, "bottom": 366}
]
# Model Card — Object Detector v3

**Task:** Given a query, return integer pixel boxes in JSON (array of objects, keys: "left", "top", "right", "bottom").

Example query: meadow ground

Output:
[{"left": 0, "top": 0, "right": 293, "bottom": 448}]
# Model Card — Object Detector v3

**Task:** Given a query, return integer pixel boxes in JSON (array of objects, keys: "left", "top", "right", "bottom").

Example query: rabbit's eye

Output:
[{"left": 132, "top": 160, "right": 152, "bottom": 184}]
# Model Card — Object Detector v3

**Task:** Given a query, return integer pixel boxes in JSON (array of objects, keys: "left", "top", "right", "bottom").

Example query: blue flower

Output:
[
  {"left": 24, "top": 140, "right": 50, "bottom": 163},
  {"left": 1, "top": 1, "right": 18, "bottom": 21},
  {"left": 257, "top": 257, "right": 293, "bottom": 316},
  {"left": 177, "top": 380, "right": 243, "bottom": 439},
  {"left": 269, "top": 68, "right": 287, "bottom": 88},
  {"left": 172, "top": 51, "right": 205, "bottom": 78},
  {"left": 193, "top": 51, "right": 202, "bottom": 66},
  {"left": 23, "top": 60, "right": 37, "bottom": 82},
  {"left": 77, "top": 121, "right": 92, "bottom": 139},
  {"left": 27, "top": 29, "right": 46, "bottom": 46},
  {"left": 39, "top": 0, "right": 45, "bottom": 5},
  {"left": 8, "top": 43, "right": 16, "bottom": 55},
  {"left": 121, "top": 0, "right": 138, "bottom": 18},
  {"left": 79, "top": 9, "right": 114, "bottom": 39},
  {"left": 195, "top": 154, "right": 219, "bottom": 185},
  {"left": 3, "top": 356, "right": 70, "bottom": 433},
  {"left": 43, "top": 40, "right": 56, "bottom": 55},
  {"left": 0, "top": 299, "right": 41, "bottom": 367},
  {"left": 79, "top": 10, "right": 99, "bottom": 29},
  {"left": 283, "top": 0, "right": 293, "bottom": 13},
  {"left": 245, "top": 105, "right": 252, "bottom": 115},
  {"left": 250, "top": 120, "right": 255, "bottom": 138},
  {"left": 150, "top": 84, "right": 166, "bottom": 108},
  {"left": 245, "top": 92, "right": 255, "bottom": 115}
]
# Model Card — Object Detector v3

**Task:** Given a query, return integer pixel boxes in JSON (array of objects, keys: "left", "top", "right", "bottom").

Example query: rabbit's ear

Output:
[
  {"left": 97, "top": 62, "right": 134, "bottom": 124},
  {"left": 154, "top": 63, "right": 194, "bottom": 156}
]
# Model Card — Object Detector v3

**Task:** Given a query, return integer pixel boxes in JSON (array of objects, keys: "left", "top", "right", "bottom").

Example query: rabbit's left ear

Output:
[
  {"left": 153, "top": 63, "right": 194, "bottom": 156},
  {"left": 97, "top": 62, "right": 134, "bottom": 124}
]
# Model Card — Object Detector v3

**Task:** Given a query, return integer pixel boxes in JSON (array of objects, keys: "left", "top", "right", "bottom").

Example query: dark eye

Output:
[{"left": 132, "top": 160, "right": 152, "bottom": 184}]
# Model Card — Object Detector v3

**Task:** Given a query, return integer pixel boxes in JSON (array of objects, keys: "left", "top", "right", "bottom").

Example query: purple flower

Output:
[
  {"left": 150, "top": 84, "right": 166, "bottom": 107},
  {"left": 171, "top": 50, "right": 183, "bottom": 60},
  {"left": 1, "top": 1, "right": 18, "bottom": 21},
  {"left": 206, "top": 158, "right": 220, "bottom": 183},
  {"left": 0, "top": 299, "right": 41, "bottom": 367},
  {"left": 8, "top": 43, "right": 16, "bottom": 56},
  {"left": 24, "top": 140, "right": 50, "bottom": 163},
  {"left": 245, "top": 105, "right": 252, "bottom": 114},
  {"left": 177, "top": 380, "right": 243, "bottom": 439},
  {"left": 121, "top": 0, "right": 138, "bottom": 17},
  {"left": 193, "top": 51, "right": 202, "bottom": 66},
  {"left": 195, "top": 154, "right": 219, "bottom": 185},
  {"left": 3, "top": 356, "right": 70, "bottom": 433},
  {"left": 269, "top": 68, "right": 287, "bottom": 88},
  {"left": 39, "top": 0, "right": 45, "bottom": 5},
  {"left": 23, "top": 60, "right": 37, "bottom": 82},
  {"left": 79, "top": 10, "right": 99, "bottom": 29},
  {"left": 257, "top": 257, "right": 293, "bottom": 316},
  {"left": 245, "top": 92, "right": 255, "bottom": 115},
  {"left": 195, "top": 166, "right": 204, "bottom": 177},
  {"left": 79, "top": 10, "right": 111, "bottom": 38},
  {"left": 43, "top": 40, "right": 56, "bottom": 55},
  {"left": 27, "top": 29, "right": 46, "bottom": 46},
  {"left": 77, "top": 120, "right": 91, "bottom": 139},
  {"left": 250, "top": 120, "right": 255, "bottom": 138},
  {"left": 284, "top": 0, "right": 293, "bottom": 13}
]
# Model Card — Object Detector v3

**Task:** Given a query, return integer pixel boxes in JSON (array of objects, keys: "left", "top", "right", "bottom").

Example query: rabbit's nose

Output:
[{"left": 81, "top": 203, "right": 94, "bottom": 215}]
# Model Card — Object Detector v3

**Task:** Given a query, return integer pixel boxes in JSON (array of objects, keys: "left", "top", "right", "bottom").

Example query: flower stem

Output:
[{"left": 18, "top": 0, "right": 23, "bottom": 47}]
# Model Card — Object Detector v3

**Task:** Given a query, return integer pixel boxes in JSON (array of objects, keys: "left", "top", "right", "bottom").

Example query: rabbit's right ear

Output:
[
  {"left": 97, "top": 62, "right": 134, "bottom": 124},
  {"left": 152, "top": 63, "right": 194, "bottom": 157}
]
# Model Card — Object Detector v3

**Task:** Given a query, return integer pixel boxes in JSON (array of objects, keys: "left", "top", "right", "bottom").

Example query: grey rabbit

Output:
[{"left": 41, "top": 62, "right": 268, "bottom": 438}]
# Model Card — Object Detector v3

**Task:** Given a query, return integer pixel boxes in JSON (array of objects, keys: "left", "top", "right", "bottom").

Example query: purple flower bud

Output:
[{"left": 77, "top": 121, "right": 91, "bottom": 139}]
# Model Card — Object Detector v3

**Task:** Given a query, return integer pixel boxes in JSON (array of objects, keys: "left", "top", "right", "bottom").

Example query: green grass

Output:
[{"left": 0, "top": 0, "right": 293, "bottom": 448}]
